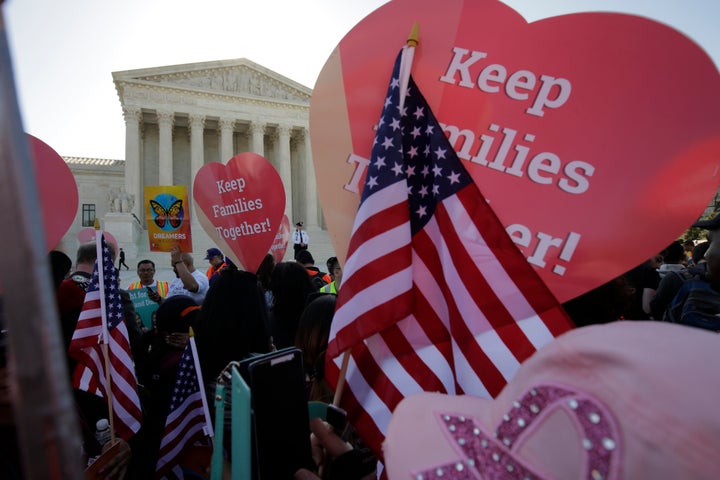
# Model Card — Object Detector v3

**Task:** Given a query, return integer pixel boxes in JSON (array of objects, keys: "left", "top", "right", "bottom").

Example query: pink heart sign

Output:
[
  {"left": 30, "top": 134, "right": 78, "bottom": 251},
  {"left": 310, "top": 0, "right": 720, "bottom": 302},
  {"left": 77, "top": 228, "right": 118, "bottom": 255},
  {"left": 270, "top": 214, "right": 290, "bottom": 263},
  {"left": 193, "top": 153, "right": 286, "bottom": 273}
]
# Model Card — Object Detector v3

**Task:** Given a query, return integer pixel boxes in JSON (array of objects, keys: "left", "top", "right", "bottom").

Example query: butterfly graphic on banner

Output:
[{"left": 150, "top": 198, "right": 183, "bottom": 230}]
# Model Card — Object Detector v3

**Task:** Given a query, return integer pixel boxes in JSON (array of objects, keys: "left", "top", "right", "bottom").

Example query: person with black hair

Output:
[{"left": 268, "top": 262, "right": 316, "bottom": 350}]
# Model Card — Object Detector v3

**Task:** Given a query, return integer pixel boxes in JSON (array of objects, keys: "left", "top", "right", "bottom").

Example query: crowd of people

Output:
[{"left": 2, "top": 212, "right": 720, "bottom": 478}]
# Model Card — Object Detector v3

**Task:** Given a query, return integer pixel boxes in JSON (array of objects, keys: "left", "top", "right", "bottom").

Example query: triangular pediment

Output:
[{"left": 113, "top": 58, "right": 311, "bottom": 104}]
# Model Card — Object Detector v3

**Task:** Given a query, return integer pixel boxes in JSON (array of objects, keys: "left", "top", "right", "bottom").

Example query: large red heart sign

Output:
[
  {"left": 310, "top": 0, "right": 720, "bottom": 302},
  {"left": 193, "top": 153, "right": 286, "bottom": 273},
  {"left": 30, "top": 134, "right": 79, "bottom": 251}
]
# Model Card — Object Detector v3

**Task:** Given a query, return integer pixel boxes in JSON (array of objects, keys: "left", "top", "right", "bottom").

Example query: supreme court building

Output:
[{"left": 60, "top": 58, "right": 323, "bottom": 262}]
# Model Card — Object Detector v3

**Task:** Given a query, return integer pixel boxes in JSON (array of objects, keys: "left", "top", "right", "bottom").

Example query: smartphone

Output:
[{"left": 247, "top": 348, "right": 314, "bottom": 479}]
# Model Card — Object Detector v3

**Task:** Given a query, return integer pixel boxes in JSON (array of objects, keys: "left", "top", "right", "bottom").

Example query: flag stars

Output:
[
  {"left": 391, "top": 77, "right": 400, "bottom": 89},
  {"left": 421, "top": 165, "right": 430, "bottom": 177},
  {"left": 390, "top": 117, "right": 401, "bottom": 131},
  {"left": 426, "top": 125, "right": 435, "bottom": 135},
  {"left": 367, "top": 176, "right": 379, "bottom": 189},
  {"left": 433, "top": 184, "right": 440, "bottom": 196},
  {"left": 406, "top": 165, "right": 416, "bottom": 177},
  {"left": 433, "top": 165, "right": 443, "bottom": 177},
  {"left": 411, "top": 126, "right": 422, "bottom": 139},
  {"left": 416, "top": 205, "right": 428, "bottom": 218},
  {"left": 396, "top": 104, "right": 408, "bottom": 117},
  {"left": 382, "top": 136, "right": 394, "bottom": 150},
  {"left": 434, "top": 147, "right": 447, "bottom": 160},
  {"left": 392, "top": 162, "right": 405, "bottom": 176},
  {"left": 385, "top": 95, "right": 392, "bottom": 108},
  {"left": 418, "top": 185, "right": 429, "bottom": 198},
  {"left": 413, "top": 106, "right": 425, "bottom": 120},
  {"left": 448, "top": 171, "right": 461, "bottom": 184},
  {"left": 407, "top": 145, "right": 418, "bottom": 158},
  {"left": 374, "top": 156, "right": 387, "bottom": 169}
]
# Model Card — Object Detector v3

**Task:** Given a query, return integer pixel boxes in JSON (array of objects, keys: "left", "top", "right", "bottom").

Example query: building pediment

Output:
[{"left": 113, "top": 58, "right": 311, "bottom": 104}]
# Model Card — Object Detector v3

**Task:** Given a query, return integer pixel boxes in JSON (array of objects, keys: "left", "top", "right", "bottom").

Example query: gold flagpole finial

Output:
[
  {"left": 407, "top": 22, "right": 419, "bottom": 48},
  {"left": 189, "top": 326, "right": 195, "bottom": 338},
  {"left": 93, "top": 218, "right": 100, "bottom": 230}
]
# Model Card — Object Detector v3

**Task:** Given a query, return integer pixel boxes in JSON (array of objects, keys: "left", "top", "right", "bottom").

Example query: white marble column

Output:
[
  {"left": 157, "top": 110, "right": 174, "bottom": 185},
  {"left": 188, "top": 114, "right": 205, "bottom": 182},
  {"left": 219, "top": 118, "right": 235, "bottom": 163},
  {"left": 302, "top": 128, "right": 319, "bottom": 228},
  {"left": 277, "top": 125, "right": 293, "bottom": 220},
  {"left": 249, "top": 121, "right": 265, "bottom": 155},
  {"left": 122, "top": 106, "right": 142, "bottom": 216}
]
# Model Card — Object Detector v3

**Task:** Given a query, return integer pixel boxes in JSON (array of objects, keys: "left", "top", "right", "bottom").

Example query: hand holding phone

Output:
[{"left": 146, "top": 287, "right": 160, "bottom": 303}]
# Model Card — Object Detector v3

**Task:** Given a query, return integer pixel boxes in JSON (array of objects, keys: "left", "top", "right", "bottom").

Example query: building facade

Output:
[{"left": 59, "top": 58, "right": 322, "bottom": 263}]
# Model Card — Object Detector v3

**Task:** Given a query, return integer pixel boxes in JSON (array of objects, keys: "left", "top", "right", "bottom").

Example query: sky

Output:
[{"left": 3, "top": 0, "right": 719, "bottom": 160}]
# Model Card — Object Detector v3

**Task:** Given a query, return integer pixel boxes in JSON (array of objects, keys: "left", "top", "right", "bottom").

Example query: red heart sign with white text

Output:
[
  {"left": 194, "top": 153, "right": 286, "bottom": 273},
  {"left": 31, "top": 135, "right": 79, "bottom": 251},
  {"left": 310, "top": 0, "right": 720, "bottom": 302},
  {"left": 271, "top": 215, "right": 290, "bottom": 263}
]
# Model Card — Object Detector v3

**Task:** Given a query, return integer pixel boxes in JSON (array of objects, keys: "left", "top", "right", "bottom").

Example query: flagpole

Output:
[
  {"left": 398, "top": 22, "right": 419, "bottom": 113},
  {"left": 0, "top": 6, "right": 83, "bottom": 477},
  {"left": 332, "top": 350, "right": 351, "bottom": 407},
  {"left": 94, "top": 222, "right": 117, "bottom": 445},
  {"left": 333, "top": 23, "right": 420, "bottom": 409},
  {"left": 189, "top": 326, "right": 215, "bottom": 438}
]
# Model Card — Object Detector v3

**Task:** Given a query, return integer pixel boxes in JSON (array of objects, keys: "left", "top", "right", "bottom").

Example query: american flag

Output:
[
  {"left": 68, "top": 233, "right": 142, "bottom": 439},
  {"left": 326, "top": 47, "right": 573, "bottom": 455},
  {"left": 155, "top": 342, "right": 209, "bottom": 479}
]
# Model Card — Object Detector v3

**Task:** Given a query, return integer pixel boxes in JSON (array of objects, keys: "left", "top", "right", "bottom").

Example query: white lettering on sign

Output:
[
  {"left": 439, "top": 47, "right": 572, "bottom": 117},
  {"left": 216, "top": 177, "right": 247, "bottom": 194}
]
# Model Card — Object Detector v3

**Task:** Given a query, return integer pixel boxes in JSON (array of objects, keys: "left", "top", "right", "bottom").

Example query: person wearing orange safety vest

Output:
[
  {"left": 128, "top": 259, "right": 169, "bottom": 300},
  {"left": 204, "top": 247, "right": 228, "bottom": 285}
]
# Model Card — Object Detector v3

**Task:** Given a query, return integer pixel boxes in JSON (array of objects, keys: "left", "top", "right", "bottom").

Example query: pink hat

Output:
[{"left": 384, "top": 321, "right": 720, "bottom": 479}]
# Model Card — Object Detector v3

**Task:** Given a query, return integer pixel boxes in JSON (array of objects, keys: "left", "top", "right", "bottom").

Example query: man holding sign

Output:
[{"left": 127, "top": 260, "right": 169, "bottom": 329}]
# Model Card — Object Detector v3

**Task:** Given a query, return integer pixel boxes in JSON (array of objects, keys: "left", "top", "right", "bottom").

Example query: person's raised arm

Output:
[{"left": 170, "top": 247, "right": 199, "bottom": 293}]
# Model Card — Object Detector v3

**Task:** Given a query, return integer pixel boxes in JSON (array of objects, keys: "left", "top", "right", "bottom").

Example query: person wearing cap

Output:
[
  {"left": 204, "top": 247, "right": 227, "bottom": 281},
  {"left": 293, "top": 221, "right": 309, "bottom": 260}
]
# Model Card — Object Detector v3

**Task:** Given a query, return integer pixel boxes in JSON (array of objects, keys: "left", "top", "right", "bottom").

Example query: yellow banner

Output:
[{"left": 144, "top": 185, "right": 192, "bottom": 252}]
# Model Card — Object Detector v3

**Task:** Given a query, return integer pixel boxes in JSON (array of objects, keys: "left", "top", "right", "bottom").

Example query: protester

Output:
[
  {"left": 194, "top": 269, "right": 272, "bottom": 392},
  {"left": 256, "top": 253, "right": 276, "bottom": 308},
  {"left": 134, "top": 295, "right": 200, "bottom": 476},
  {"left": 204, "top": 247, "right": 228, "bottom": 284},
  {"left": 268, "top": 262, "right": 316, "bottom": 349},
  {"left": 296, "top": 250, "right": 332, "bottom": 289},
  {"left": 320, "top": 258, "right": 343, "bottom": 295},
  {"left": 166, "top": 247, "right": 209, "bottom": 304},
  {"left": 128, "top": 259, "right": 168, "bottom": 303}
]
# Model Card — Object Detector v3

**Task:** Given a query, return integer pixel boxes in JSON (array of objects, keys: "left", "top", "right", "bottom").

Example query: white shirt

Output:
[
  {"left": 166, "top": 269, "right": 209, "bottom": 304},
  {"left": 293, "top": 229, "right": 309, "bottom": 245}
]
